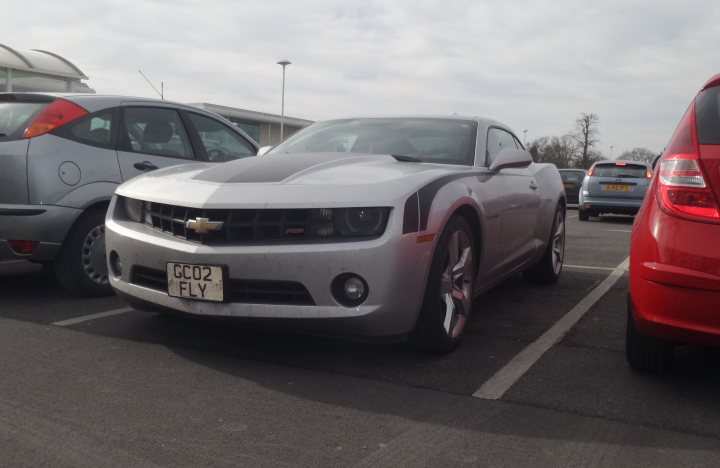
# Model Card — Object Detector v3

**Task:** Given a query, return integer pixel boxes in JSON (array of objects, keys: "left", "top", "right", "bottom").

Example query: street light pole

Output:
[
  {"left": 610, "top": 145, "right": 614, "bottom": 159},
  {"left": 277, "top": 59, "right": 291, "bottom": 142},
  {"left": 523, "top": 129, "right": 528, "bottom": 146}
]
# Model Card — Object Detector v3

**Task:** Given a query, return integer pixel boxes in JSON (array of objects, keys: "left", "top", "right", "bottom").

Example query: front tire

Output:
[
  {"left": 524, "top": 204, "right": 565, "bottom": 284},
  {"left": 410, "top": 216, "right": 476, "bottom": 353},
  {"left": 54, "top": 209, "right": 112, "bottom": 297}
]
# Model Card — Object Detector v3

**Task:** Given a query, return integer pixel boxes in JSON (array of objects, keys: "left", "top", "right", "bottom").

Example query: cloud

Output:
[{"left": 4, "top": 0, "right": 719, "bottom": 155}]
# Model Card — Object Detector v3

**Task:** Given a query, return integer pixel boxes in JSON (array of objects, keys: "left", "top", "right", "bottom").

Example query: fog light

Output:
[
  {"left": 331, "top": 273, "right": 369, "bottom": 307},
  {"left": 109, "top": 251, "right": 122, "bottom": 278},
  {"left": 345, "top": 277, "right": 365, "bottom": 300},
  {"left": 8, "top": 240, "right": 39, "bottom": 255}
]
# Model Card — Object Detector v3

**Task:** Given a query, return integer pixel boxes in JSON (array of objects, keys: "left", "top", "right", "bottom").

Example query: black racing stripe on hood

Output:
[
  {"left": 192, "top": 153, "right": 361, "bottom": 184},
  {"left": 417, "top": 173, "right": 479, "bottom": 231}
]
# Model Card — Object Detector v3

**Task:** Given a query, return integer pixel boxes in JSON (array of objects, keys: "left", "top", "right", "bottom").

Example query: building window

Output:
[
  {"left": 228, "top": 117, "right": 260, "bottom": 143},
  {"left": 0, "top": 69, "right": 6, "bottom": 92},
  {"left": 10, "top": 70, "right": 70, "bottom": 93}
]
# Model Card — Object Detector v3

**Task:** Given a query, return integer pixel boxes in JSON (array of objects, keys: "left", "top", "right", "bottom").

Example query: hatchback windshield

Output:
[
  {"left": 0, "top": 102, "right": 46, "bottom": 141},
  {"left": 269, "top": 118, "right": 478, "bottom": 165},
  {"left": 592, "top": 163, "right": 647, "bottom": 178}
]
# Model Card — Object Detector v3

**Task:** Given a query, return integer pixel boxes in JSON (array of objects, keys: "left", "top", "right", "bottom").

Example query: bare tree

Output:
[
  {"left": 528, "top": 135, "right": 577, "bottom": 168},
  {"left": 570, "top": 113, "right": 601, "bottom": 169},
  {"left": 617, "top": 147, "right": 657, "bottom": 163}
]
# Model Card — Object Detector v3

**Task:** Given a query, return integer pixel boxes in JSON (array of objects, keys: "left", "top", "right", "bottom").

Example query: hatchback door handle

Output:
[
  {"left": 530, "top": 181, "right": 538, "bottom": 190},
  {"left": 133, "top": 161, "right": 159, "bottom": 171}
]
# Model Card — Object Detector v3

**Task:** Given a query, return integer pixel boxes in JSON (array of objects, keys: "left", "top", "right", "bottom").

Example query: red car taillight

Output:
[
  {"left": 656, "top": 103, "right": 720, "bottom": 224},
  {"left": 23, "top": 98, "right": 88, "bottom": 139}
]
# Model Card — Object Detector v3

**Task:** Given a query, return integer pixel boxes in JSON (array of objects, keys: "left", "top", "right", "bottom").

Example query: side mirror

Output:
[
  {"left": 257, "top": 146, "right": 272, "bottom": 156},
  {"left": 489, "top": 149, "right": 533, "bottom": 172}
]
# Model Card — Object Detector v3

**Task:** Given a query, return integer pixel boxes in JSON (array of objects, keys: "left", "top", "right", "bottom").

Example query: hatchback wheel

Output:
[
  {"left": 410, "top": 216, "right": 475, "bottom": 353},
  {"left": 626, "top": 306, "right": 674, "bottom": 372},
  {"left": 55, "top": 210, "right": 112, "bottom": 297},
  {"left": 578, "top": 209, "right": 589, "bottom": 221}
]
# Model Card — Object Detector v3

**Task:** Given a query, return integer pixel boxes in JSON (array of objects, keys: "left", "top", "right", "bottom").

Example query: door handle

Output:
[
  {"left": 530, "top": 181, "right": 538, "bottom": 190},
  {"left": 133, "top": 161, "right": 159, "bottom": 171}
]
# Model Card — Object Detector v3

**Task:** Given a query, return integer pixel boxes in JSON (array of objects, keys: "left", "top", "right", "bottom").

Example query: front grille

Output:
[
  {"left": 143, "top": 202, "right": 332, "bottom": 245},
  {"left": 129, "top": 266, "right": 315, "bottom": 306}
]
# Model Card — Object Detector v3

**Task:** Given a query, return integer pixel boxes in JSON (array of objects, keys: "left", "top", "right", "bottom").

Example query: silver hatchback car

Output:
[
  {"left": 578, "top": 160, "right": 653, "bottom": 221},
  {"left": 0, "top": 93, "right": 258, "bottom": 295}
]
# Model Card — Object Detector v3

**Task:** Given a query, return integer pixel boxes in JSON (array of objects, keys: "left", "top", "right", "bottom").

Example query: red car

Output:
[{"left": 627, "top": 74, "right": 720, "bottom": 371}]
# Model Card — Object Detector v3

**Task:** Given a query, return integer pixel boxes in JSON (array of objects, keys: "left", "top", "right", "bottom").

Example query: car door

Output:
[
  {"left": 185, "top": 112, "right": 258, "bottom": 162},
  {"left": 485, "top": 127, "right": 541, "bottom": 269},
  {"left": 116, "top": 105, "right": 199, "bottom": 181}
]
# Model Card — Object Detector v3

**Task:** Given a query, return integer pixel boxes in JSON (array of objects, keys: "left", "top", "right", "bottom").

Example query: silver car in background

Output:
[
  {"left": 0, "top": 93, "right": 258, "bottom": 295},
  {"left": 106, "top": 116, "right": 566, "bottom": 352},
  {"left": 578, "top": 160, "right": 653, "bottom": 220}
]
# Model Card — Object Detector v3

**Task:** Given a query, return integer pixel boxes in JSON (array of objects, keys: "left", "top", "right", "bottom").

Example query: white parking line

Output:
[
  {"left": 52, "top": 307, "right": 134, "bottom": 327},
  {"left": 472, "top": 256, "right": 629, "bottom": 400},
  {"left": 0, "top": 260, "right": 27, "bottom": 265},
  {"left": 564, "top": 264, "right": 615, "bottom": 271},
  {"left": 568, "top": 214, "right": 578, "bottom": 219},
  {"left": 607, "top": 229, "right": 632, "bottom": 233}
]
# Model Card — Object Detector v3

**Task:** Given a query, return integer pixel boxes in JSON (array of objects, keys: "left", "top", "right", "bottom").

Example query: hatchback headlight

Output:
[
  {"left": 334, "top": 208, "right": 390, "bottom": 237},
  {"left": 123, "top": 197, "right": 143, "bottom": 223}
]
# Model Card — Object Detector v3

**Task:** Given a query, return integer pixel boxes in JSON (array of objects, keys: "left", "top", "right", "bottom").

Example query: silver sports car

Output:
[{"left": 105, "top": 117, "right": 566, "bottom": 352}]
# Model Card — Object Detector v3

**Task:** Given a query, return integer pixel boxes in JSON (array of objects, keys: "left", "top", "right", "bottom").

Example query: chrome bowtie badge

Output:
[{"left": 185, "top": 217, "right": 224, "bottom": 234}]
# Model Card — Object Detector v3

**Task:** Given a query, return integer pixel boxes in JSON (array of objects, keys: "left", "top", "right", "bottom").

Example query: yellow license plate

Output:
[
  {"left": 563, "top": 183, "right": 574, "bottom": 189},
  {"left": 604, "top": 184, "right": 630, "bottom": 191}
]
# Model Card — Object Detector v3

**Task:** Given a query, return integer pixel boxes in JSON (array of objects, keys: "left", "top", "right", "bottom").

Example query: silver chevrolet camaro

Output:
[{"left": 105, "top": 117, "right": 566, "bottom": 352}]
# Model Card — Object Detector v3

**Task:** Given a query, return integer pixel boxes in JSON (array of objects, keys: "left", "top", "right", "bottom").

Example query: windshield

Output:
[
  {"left": 592, "top": 164, "right": 647, "bottom": 178},
  {"left": 559, "top": 170, "right": 585, "bottom": 183},
  {"left": 268, "top": 118, "right": 478, "bottom": 166}
]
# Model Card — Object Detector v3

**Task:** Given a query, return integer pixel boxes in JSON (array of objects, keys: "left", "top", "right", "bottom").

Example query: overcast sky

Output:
[{"left": 5, "top": 0, "right": 719, "bottom": 156}]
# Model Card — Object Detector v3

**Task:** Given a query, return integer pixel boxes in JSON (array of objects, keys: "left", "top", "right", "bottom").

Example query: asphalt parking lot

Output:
[{"left": 1, "top": 212, "right": 719, "bottom": 467}]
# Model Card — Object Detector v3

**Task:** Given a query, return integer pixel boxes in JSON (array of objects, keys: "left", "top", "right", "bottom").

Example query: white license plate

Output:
[{"left": 167, "top": 262, "right": 224, "bottom": 302}]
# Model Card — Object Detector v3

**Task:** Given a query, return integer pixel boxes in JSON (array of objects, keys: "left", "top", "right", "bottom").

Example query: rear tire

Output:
[
  {"left": 578, "top": 209, "right": 589, "bottom": 221},
  {"left": 523, "top": 204, "right": 565, "bottom": 284},
  {"left": 54, "top": 210, "right": 112, "bottom": 297},
  {"left": 626, "top": 306, "right": 674, "bottom": 372},
  {"left": 409, "top": 216, "right": 476, "bottom": 353}
]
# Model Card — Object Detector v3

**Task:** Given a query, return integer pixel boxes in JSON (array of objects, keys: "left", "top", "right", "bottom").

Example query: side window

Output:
[
  {"left": 66, "top": 112, "right": 114, "bottom": 148},
  {"left": 486, "top": 128, "right": 518, "bottom": 166},
  {"left": 122, "top": 107, "right": 194, "bottom": 159},
  {"left": 188, "top": 113, "right": 256, "bottom": 161}
]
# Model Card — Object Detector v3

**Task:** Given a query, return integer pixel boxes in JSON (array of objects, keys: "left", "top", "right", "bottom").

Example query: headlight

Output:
[
  {"left": 334, "top": 208, "right": 390, "bottom": 237},
  {"left": 123, "top": 197, "right": 143, "bottom": 223}
]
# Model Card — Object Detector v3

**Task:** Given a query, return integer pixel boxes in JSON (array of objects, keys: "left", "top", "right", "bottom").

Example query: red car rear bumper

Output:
[{"left": 630, "top": 196, "right": 720, "bottom": 348}]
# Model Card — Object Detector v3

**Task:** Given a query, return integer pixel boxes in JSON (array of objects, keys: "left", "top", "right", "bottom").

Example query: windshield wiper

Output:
[{"left": 391, "top": 154, "right": 423, "bottom": 163}]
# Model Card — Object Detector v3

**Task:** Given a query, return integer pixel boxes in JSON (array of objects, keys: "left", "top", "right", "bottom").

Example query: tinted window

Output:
[
  {"left": 188, "top": 113, "right": 256, "bottom": 161},
  {"left": 0, "top": 102, "right": 46, "bottom": 141},
  {"left": 486, "top": 128, "right": 518, "bottom": 165},
  {"left": 559, "top": 171, "right": 585, "bottom": 182},
  {"left": 696, "top": 86, "right": 720, "bottom": 144},
  {"left": 122, "top": 107, "right": 193, "bottom": 159},
  {"left": 270, "top": 118, "right": 477, "bottom": 166},
  {"left": 591, "top": 164, "right": 647, "bottom": 178},
  {"left": 66, "top": 112, "right": 114, "bottom": 148}
]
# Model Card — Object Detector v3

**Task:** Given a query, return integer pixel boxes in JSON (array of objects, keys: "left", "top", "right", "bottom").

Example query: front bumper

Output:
[
  {"left": 0, "top": 204, "right": 82, "bottom": 261},
  {"left": 105, "top": 204, "right": 433, "bottom": 337}
]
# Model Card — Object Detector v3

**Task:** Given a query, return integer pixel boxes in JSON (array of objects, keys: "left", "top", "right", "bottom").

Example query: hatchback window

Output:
[
  {"left": 592, "top": 164, "right": 647, "bottom": 178},
  {"left": 66, "top": 112, "right": 114, "bottom": 147},
  {"left": 695, "top": 86, "right": 720, "bottom": 144},
  {"left": 122, "top": 107, "right": 194, "bottom": 159},
  {"left": 188, "top": 113, "right": 256, "bottom": 161},
  {"left": 0, "top": 102, "right": 46, "bottom": 141}
]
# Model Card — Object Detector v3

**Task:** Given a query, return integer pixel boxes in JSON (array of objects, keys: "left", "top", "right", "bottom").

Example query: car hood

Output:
[{"left": 116, "top": 153, "right": 473, "bottom": 208}]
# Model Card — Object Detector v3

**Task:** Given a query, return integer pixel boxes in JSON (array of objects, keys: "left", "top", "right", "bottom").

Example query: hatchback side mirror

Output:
[
  {"left": 489, "top": 149, "right": 533, "bottom": 171},
  {"left": 257, "top": 146, "right": 272, "bottom": 156}
]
